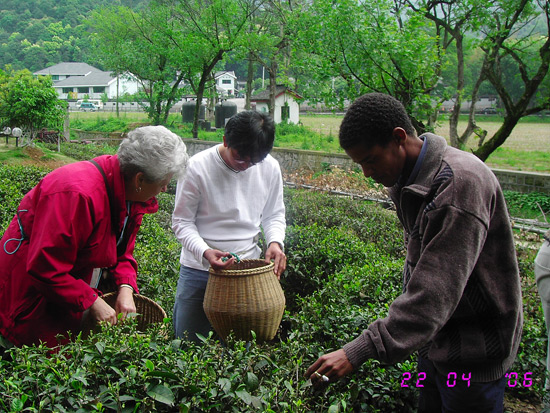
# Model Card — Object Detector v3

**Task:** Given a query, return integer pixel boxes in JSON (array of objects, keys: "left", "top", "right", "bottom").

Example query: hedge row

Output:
[{"left": 0, "top": 162, "right": 545, "bottom": 412}]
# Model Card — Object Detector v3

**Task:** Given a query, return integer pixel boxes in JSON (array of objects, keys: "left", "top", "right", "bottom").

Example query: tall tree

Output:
[
  {"left": 293, "top": 0, "right": 441, "bottom": 131},
  {"left": 407, "top": 0, "right": 550, "bottom": 159},
  {"left": 89, "top": 5, "right": 187, "bottom": 125},
  {"left": 242, "top": 0, "right": 295, "bottom": 118},
  {"left": 159, "top": 0, "right": 260, "bottom": 138},
  {"left": 0, "top": 67, "right": 66, "bottom": 143}
]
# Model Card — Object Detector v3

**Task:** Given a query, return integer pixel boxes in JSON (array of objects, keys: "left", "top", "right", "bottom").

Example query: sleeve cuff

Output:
[{"left": 343, "top": 333, "right": 378, "bottom": 369}]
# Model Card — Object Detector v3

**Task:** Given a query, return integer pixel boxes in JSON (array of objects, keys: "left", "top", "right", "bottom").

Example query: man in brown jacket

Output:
[{"left": 306, "top": 93, "right": 523, "bottom": 412}]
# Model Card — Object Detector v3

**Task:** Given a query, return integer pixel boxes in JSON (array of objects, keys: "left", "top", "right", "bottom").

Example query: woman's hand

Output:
[
  {"left": 115, "top": 286, "right": 136, "bottom": 320},
  {"left": 265, "top": 242, "right": 286, "bottom": 279},
  {"left": 89, "top": 296, "right": 117, "bottom": 325},
  {"left": 204, "top": 249, "right": 236, "bottom": 270}
]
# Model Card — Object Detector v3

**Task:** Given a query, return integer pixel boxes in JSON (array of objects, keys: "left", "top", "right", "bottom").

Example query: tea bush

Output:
[
  {"left": 0, "top": 164, "right": 48, "bottom": 232},
  {"left": 284, "top": 189, "right": 405, "bottom": 257},
  {"left": 282, "top": 223, "right": 390, "bottom": 311},
  {"left": 0, "top": 164, "right": 546, "bottom": 411},
  {"left": 43, "top": 142, "right": 118, "bottom": 161}
]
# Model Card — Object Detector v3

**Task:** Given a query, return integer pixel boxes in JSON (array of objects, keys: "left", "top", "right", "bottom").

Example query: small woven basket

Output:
[
  {"left": 93, "top": 293, "right": 167, "bottom": 332},
  {"left": 203, "top": 259, "right": 285, "bottom": 342}
]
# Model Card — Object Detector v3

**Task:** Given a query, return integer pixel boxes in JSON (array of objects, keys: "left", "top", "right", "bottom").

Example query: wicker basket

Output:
[
  {"left": 203, "top": 259, "right": 285, "bottom": 342},
  {"left": 83, "top": 293, "right": 167, "bottom": 334}
]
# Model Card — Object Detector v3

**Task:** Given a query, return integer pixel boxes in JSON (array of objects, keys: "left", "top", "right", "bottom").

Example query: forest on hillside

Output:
[{"left": 0, "top": 0, "right": 149, "bottom": 72}]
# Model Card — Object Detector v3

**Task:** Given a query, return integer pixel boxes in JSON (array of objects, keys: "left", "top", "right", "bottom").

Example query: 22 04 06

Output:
[{"left": 401, "top": 372, "right": 533, "bottom": 388}]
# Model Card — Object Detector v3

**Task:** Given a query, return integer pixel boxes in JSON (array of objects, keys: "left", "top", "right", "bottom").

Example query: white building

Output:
[
  {"left": 215, "top": 71, "right": 237, "bottom": 96},
  {"left": 440, "top": 96, "right": 499, "bottom": 113},
  {"left": 251, "top": 86, "right": 303, "bottom": 124},
  {"left": 34, "top": 62, "right": 140, "bottom": 100}
]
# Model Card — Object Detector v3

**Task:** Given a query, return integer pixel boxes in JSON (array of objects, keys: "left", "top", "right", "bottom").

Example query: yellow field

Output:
[{"left": 299, "top": 114, "right": 550, "bottom": 152}]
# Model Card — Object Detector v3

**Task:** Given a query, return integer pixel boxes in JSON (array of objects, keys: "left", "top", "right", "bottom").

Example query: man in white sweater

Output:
[{"left": 172, "top": 111, "right": 287, "bottom": 342}]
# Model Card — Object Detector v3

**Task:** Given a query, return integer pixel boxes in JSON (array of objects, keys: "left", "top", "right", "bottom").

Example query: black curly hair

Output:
[
  {"left": 339, "top": 93, "right": 416, "bottom": 150},
  {"left": 225, "top": 110, "right": 275, "bottom": 162}
]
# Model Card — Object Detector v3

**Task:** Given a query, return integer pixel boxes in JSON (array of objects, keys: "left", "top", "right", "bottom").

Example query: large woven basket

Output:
[
  {"left": 84, "top": 292, "right": 167, "bottom": 333},
  {"left": 203, "top": 259, "right": 285, "bottom": 342}
]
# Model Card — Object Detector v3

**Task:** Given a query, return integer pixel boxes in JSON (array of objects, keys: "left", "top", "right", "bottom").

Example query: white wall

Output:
[{"left": 217, "top": 74, "right": 236, "bottom": 95}]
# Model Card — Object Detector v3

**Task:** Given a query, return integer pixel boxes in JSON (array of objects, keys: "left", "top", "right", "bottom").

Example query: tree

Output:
[
  {"left": 159, "top": 0, "right": 260, "bottom": 138},
  {"left": 89, "top": 5, "right": 187, "bottom": 125},
  {"left": 293, "top": 0, "right": 442, "bottom": 131},
  {"left": 243, "top": 0, "right": 295, "bottom": 118},
  {"left": 0, "top": 66, "right": 66, "bottom": 143},
  {"left": 407, "top": 0, "right": 550, "bottom": 159},
  {"left": 473, "top": 0, "right": 549, "bottom": 160}
]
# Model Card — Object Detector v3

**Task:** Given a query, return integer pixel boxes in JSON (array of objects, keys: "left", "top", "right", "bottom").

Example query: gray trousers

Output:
[{"left": 535, "top": 239, "right": 550, "bottom": 391}]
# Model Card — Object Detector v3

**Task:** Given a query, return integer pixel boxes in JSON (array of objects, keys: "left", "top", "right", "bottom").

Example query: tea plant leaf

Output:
[
  {"left": 235, "top": 388, "right": 252, "bottom": 405},
  {"left": 218, "top": 377, "right": 231, "bottom": 394},
  {"left": 245, "top": 372, "right": 259, "bottom": 391},
  {"left": 146, "top": 384, "right": 175, "bottom": 406},
  {"left": 146, "top": 370, "right": 179, "bottom": 380},
  {"left": 94, "top": 341, "right": 105, "bottom": 354}
]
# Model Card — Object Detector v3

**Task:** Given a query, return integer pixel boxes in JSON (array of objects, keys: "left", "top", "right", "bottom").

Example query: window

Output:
[
  {"left": 51, "top": 75, "right": 59, "bottom": 80},
  {"left": 222, "top": 79, "right": 231, "bottom": 84},
  {"left": 77, "top": 87, "right": 89, "bottom": 93},
  {"left": 93, "top": 87, "right": 105, "bottom": 93},
  {"left": 62, "top": 88, "right": 73, "bottom": 94}
]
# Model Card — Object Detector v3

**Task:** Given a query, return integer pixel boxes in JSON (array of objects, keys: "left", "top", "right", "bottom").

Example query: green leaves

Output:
[
  {"left": 0, "top": 67, "right": 66, "bottom": 140},
  {"left": 146, "top": 384, "right": 175, "bottom": 406},
  {"left": 0, "top": 162, "right": 546, "bottom": 410}
]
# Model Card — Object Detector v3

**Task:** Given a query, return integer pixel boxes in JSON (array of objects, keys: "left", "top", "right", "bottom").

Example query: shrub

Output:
[
  {"left": 0, "top": 164, "right": 48, "bottom": 232},
  {"left": 0, "top": 163, "right": 546, "bottom": 411},
  {"left": 504, "top": 190, "right": 550, "bottom": 220},
  {"left": 43, "top": 142, "right": 118, "bottom": 161},
  {"left": 284, "top": 188, "right": 405, "bottom": 257}
]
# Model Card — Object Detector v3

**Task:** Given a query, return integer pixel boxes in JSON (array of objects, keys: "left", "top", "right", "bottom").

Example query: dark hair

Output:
[
  {"left": 224, "top": 111, "right": 275, "bottom": 162},
  {"left": 339, "top": 93, "right": 416, "bottom": 150}
]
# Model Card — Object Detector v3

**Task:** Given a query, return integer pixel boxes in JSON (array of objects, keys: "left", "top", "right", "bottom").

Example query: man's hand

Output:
[
  {"left": 305, "top": 349, "right": 354, "bottom": 385},
  {"left": 204, "top": 248, "right": 236, "bottom": 270},
  {"left": 265, "top": 242, "right": 286, "bottom": 279}
]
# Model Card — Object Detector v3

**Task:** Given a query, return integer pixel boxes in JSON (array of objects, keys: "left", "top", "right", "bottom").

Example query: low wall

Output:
[
  {"left": 70, "top": 130, "right": 550, "bottom": 194},
  {"left": 492, "top": 169, "right": 550, "bottom": 194},
  {"left": 181, "top": 139, "right": 550, "bottom": 194}
]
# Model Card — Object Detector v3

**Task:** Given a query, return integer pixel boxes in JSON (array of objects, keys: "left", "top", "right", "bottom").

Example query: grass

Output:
[
  {"left": 67, "top": 110, "right": 550, "bottom": 172},
  {"left": 300, "top": 113, "right": 550, "bottom": 173},
  {"left": 0, "top": 144, "right": 74, "bottom": 166}
]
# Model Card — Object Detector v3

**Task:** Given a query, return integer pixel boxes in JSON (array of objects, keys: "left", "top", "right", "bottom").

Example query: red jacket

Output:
[{"left": 0, "top": 155, "right": 158, "bottom": 347}]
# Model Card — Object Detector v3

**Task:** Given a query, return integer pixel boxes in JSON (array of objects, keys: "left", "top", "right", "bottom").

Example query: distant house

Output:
[
  {"left": 34, "top": 62, "right": 140, "bottom": 100},
  {"left": 251, "top": 86, "right": 303, "bottom": 124},
  {"left": 215, "top": 71, "right": 237, "bottom": 96},
  {"left": 440, "top": 95, "right": 499, "bottom": 113}
]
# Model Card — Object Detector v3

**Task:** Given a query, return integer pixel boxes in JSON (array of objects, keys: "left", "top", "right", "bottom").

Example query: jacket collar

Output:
[
  {"left": 390, "top": 133, "right": 447, "bottom": 200},
  {"left": 91, "top": 155, "right": 158, "bottom": 229}
]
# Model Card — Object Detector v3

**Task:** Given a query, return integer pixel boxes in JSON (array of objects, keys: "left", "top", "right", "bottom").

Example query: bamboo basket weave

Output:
[
  {"left": 203, "top": 259, "right": 285, "bottom": 342},
  {"left": 93, "top": 292, "right": 167, "bottom": 332}
]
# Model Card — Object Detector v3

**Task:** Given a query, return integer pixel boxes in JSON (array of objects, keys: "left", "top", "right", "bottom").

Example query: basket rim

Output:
[
  {"left": 208, "top": 259, "right": 275, "bottom": 277},
  {"left": 101, "top": 292, "right": 167, "bottom": 318}
]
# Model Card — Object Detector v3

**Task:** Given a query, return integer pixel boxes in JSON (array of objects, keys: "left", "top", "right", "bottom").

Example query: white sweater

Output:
[{"left": 172, "top": 145, "right": 286, "bottom": 271}]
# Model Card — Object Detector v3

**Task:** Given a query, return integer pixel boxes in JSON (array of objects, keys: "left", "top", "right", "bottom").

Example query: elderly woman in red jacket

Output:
[{"left": 0, "top": 125, "right": 188, "bottom": 350}]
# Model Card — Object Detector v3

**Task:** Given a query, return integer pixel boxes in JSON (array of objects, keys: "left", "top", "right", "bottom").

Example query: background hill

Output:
[{"left": 0, "top": 0, "right": 149, "bottom": 72}]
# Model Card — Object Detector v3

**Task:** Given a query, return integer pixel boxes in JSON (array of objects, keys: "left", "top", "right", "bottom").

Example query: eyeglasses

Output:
[{"left": 230, "top": 148, "right": 259, "bottom": 167}]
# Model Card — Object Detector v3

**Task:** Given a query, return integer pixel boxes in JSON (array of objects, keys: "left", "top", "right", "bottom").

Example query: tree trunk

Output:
[
  {"left": 193, "top": 51, "right": 225, "bottom": 139},
  {"left": 268, "top": 61, "right": 278, "bottom": 118},
  {"left": 245, "top": 54, "right": 254, "bottom": 110},
  {"left": 449, "top": 34, "right": 464, "bottom": 148},
  {"left": 473, "top": 115, "right": 519, "bottom": 161}
]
